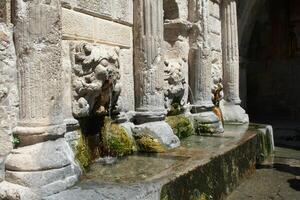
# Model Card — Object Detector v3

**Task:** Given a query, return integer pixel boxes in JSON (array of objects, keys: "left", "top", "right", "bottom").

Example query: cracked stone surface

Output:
[{"left": 227, "top": 147, "right": 300, "bottom": 200}]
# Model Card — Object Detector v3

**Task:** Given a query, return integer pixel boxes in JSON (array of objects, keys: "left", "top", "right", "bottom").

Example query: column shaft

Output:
[
  {"left": 222, "top": 0, "right": 240, "bottom": 104},
  {"left": 190, "top": 0, "right": 214, "bottom": 111},
  {"left": 221, "top": 0, "right": 249, "bottom": 124},
  {"left": 133, "top": 0, "right": 165, "bottom": 121},
  {"left": 5, "top": 1, "right": 79, "bottom": 196},
  {"left": 132, "top": 0, "right": 180, "bottom": 148}
]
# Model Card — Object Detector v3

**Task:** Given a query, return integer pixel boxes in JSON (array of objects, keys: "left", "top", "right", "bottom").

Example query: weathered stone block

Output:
[
  {"left": 0, "top": 23, "right": 17, "bottom": 157},
  {"left": 6, "top": 165, "right": 74, "bottom": 189},
  {"left": 76, "top": 0, "right": 112, "bottom": 18},
  {"left": 209, "top": 33, "right": 222, "bottom": 52},
  {"left": 209, "top": 0, "right": 221, "bottom": 19},
  {"left": 62, "top": 8, "right": 94, "bottom": 40},
  {"left": 0, "top": 181, "right": 39, "bottom": 200},
  {"left": 93, "top": 16, "right": 132, "bottom": 47},
  {"left": 209, "top": 16, "right": 222, "bottom": 35},
  {"left": 112, "top": 0, "right": 133, "bottom": 24},
  {"left": 119, "top": 48, "right": 134, "bottom": 112},
  {"left": 6, "top": 139, "right": 73, "bottom": 171},
  {"left": 62, "top": 8, "right": 132, "bottom": 47}
]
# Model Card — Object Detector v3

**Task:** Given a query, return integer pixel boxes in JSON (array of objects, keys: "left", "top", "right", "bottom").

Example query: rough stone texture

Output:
[
  {"left": 0, "top": 0, "right": 10, "bottom": 23},
  {"left": 0, "top": 157, "right": 4, "bottom": 182},
  {"left": 6, "top": 139, "right": 73, "bottom": 171},
  {"left": 0, "top": 181, "right": 39, "bottom": 200},
  {"left": 0, "top": 23, "right": 17, "bottom": 158},
  {"left": 62, "top": 41, "right": 79, "bottom": 126},
  {"left": 6, "top": 165, "right": 75, "bottom": 191},
  {"left": 62, "top": 0, "right": 133, "bottom": 24},
  {"left": 133, "top": 121, "right": 181, "bottom": 150},
  {"left": 71, "top": 42, "right": 121, "bottom": 118},
  {"left": 119, "top": 48, "right": 135, "bottom": 112},
  {"left": 220, "top": 101, "right": 249, "bottom": 124}
]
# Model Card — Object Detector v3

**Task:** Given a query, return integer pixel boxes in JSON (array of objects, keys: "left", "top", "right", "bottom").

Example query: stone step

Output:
[{"left": 44, "top": 124, "right": 273, "bottom": 200}]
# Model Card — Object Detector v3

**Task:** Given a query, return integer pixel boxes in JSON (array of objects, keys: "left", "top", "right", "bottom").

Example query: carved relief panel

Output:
[{"left": 71, "top": 43, "right": 121, "bottom": 118}]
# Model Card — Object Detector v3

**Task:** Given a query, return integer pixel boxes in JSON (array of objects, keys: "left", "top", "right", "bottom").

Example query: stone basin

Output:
[{"left": 45, "top": 124, "right": 274, "bottom": 200}]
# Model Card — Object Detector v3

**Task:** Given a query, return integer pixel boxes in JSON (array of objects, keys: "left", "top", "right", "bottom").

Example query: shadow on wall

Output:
[
  {"left": 163, "top": 0, "right": 179, "bottom": 20},
  {"left": 240, "top": 0, "right": 300, "bottom": 121}
]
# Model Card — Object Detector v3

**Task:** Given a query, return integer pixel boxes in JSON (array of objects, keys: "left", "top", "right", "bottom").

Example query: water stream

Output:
[{"left": 96, "top": 81, "right": 117, "bottom": 165}]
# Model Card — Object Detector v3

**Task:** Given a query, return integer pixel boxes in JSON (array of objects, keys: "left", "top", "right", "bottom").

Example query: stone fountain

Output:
[{"left": 0, "top": 0, "right": 274, "bottom": 199}]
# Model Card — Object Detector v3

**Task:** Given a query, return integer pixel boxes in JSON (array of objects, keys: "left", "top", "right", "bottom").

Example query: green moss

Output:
[
  {"left": 12, "top": 134, "right": 20, "bottom": 148},
  {"left": 75, "top": 131, "right": 92, "bottom": 170},
  {"left": 133, "top": 129, "right": 166, "bottom": 153},
  {"left": 101, "top": 118, "right": 136, "bottom": 157},
  {"left": 257, "top": 130, "right": 273, "bottom": 163},
  {"left": 168, "top": 103, "right": 184, "bottom": 116},
  {"left": 197, "top": 124, "right": 215, "bottom": 135},
  {"left": 166, "top": 115, "right": 194, "bottom": 139}
]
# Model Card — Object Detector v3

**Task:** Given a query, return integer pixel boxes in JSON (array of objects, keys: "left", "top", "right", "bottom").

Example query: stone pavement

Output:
[{"left": 227, "top": 147, "right": 300, "bottom": 200}]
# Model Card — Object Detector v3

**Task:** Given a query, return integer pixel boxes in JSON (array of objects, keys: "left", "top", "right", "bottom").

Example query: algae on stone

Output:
[
  {"left": 166, "top": 115, "right": 193, "bottom": 139},
  {"left": 167, "top": 103, "right": 184, "bottom": 116},
  {"left": 75, "top": 131, "right": 92, "bottom": 170},
  {"left": 134, "top": 134, "right": 166, "bottom": 153},
  {"left": 101, "top": 118, "right": 136, "bottom": 157}
]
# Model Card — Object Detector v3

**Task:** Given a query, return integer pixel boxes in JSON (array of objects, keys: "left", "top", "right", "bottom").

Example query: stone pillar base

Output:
[
  {"left": 13, "top": 124, "right": 66, "bottom": 147},
  {"left": 190, "top": 105, "right": 224, "bottom": 135},
  {"left": 0, "top": 157, "right": 4, "bottom": 182},
  {"left": 5, "top": 138, "right": 81, "bottom": 197},
  {"left": 220, "top": 101, "right": 249, "bottom": 124},
  {"left": 0, "top": 181, "right": 39, "bottom": 200},
  {"left": 190, "top": 111, "right": 224, "bottom": 135},
  {"left": 132, "top": 120, "right": 180, "bottom": 150}
]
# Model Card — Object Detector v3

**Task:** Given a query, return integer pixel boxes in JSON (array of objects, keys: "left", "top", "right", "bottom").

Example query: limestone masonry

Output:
[{"left": 0, "top": 0, "right": 252, "bottom": 199}]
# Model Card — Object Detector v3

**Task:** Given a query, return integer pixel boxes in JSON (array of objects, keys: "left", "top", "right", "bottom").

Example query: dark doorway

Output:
[
  {"left": 244, "top": 0, "right": 300, "bottom": 122},
  {"left": 241, "top": 0, "right": 300, "bottom": 148}
]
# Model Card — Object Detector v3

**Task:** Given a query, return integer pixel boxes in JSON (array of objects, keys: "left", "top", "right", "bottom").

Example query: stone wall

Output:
[
  {"left": 208, "top": 0, "right": 223, "bottom": 92},
  {"left": 61, "top": 0, "right": 134, "bottom": 119},
  {"left": 0, "top": 22, "right": 17, "bottom": 182}
]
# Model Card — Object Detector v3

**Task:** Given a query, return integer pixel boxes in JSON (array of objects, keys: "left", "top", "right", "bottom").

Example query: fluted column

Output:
[
  {"left": 189, "top": 0, "right": 223, "bottom": 134},
  {"left": 133, "top": 0, "right": 165, "bottom": 121},
  {"left": 221, "top": 0, "right": 249, "bottom": 123},
  {"left": 5, "top": 0, "right": 79, "bottom": 197},
  {"left": 133, "top": 0, "right": 180, "bottom": 148},
  {"left": 190, "top": 0, "right": 214, "bottom": 111}
]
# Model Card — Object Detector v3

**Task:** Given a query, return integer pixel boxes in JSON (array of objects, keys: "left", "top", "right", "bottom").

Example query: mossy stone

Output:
[
  {"left": 134, "top": 133, "right": 166, "bottom": 153},
  {"left": 166, "top": 115, "right": 194, "bottom": 139},
  {"left": 168, "top": 103, "right": 184, "bottom": 116},
  {"left": 101, "top": 118, "right": 136, "bottom": 157},
  {"left": 75, "top": 131, "right": 92, "bottom": 170}
]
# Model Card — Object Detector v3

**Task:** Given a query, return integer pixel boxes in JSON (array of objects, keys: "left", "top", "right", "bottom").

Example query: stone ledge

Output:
[{"left": 45, "top": 124, "right": 273, "bottom": 200}]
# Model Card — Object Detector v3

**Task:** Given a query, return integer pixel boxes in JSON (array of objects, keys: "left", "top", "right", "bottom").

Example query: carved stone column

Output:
[
  {"left": 5, "top": 0, "right": 79, "bottom": 197},
  {"left": 221, "top": 0, "right": 249, "bottom": 124},
  {"left": 133, "top": 0, "right": 180, "bottom": 148},
  {"left": 189, "top": 0, "right": 223, "bottom": 134}
]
